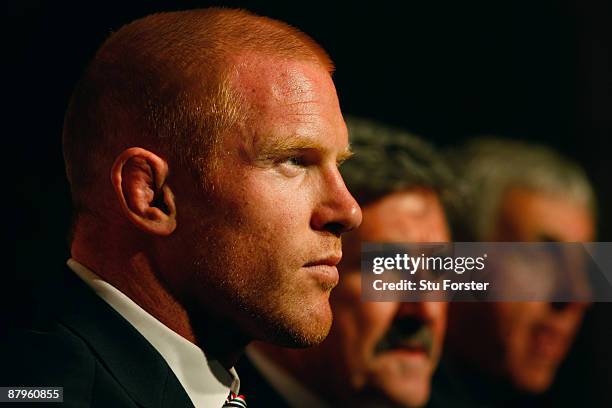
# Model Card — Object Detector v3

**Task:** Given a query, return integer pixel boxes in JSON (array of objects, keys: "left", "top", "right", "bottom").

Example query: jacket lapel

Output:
[{"left": 56, "top": 269, "right": 194, "bottom": 408}]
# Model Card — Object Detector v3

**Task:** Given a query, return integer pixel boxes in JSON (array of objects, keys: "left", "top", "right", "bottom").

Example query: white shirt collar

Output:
[
  {"left": 246, "top": 345, "right": 330, "bottom": 408},
  {"left": 67, "top": 259, "right": 239, "bottom": 408}
]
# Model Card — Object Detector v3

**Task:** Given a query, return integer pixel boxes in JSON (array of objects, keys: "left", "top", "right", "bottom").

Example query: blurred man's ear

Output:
[{"left": 110, "top": 147, "right": 177, "bottom": 236}]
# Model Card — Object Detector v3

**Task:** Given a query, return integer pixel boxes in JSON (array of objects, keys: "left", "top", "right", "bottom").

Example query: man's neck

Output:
[{"left": 71, "top": 243, "right": 248, "bottom": 369}]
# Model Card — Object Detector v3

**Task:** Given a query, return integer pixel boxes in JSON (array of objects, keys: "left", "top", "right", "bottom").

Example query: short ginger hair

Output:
[{"left": 63, "top": 8, "right": 333, "bottom": 215}]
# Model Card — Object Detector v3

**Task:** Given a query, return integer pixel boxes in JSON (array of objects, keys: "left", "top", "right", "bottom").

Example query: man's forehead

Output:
[
  {"left": 500, "top": 187, "right": 594, "bottom": 241},
  {"left": 359, "top": 190, "right": 448, "bottom": 242},
  {"left": 228, "top": 53, "right": 348, "bottom": 153},
  {"left": 230, "top": 53, "right": 338, "bottom": 108}
]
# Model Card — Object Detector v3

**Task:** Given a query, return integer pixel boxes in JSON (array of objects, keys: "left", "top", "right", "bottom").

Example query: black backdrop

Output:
[{"left": 7, "top": 0, "right": 612, "bottom": 405}]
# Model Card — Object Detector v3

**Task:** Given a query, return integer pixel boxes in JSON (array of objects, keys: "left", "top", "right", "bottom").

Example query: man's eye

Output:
[
  {"left": 275, "top": 155, "right": 309, "bottom": 177},
  {"left": 285, "top": 156, "right": 306, "bottom": 166}
]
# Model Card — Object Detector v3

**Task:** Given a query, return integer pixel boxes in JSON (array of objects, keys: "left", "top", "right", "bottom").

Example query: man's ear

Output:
[{"left": 110, "top": 147, "right": 177, "bottom": 236}]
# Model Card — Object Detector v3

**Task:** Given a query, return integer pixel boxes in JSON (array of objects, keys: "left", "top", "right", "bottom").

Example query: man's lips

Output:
[
  {"left": 303, "top": 253, "right": 342, "bottom": 288},
  {"left": 385, "top": 342, "right": 429, "bottom": 356},
  {"left": 304, "top": 253, "right": 342, "bottom": 267}
]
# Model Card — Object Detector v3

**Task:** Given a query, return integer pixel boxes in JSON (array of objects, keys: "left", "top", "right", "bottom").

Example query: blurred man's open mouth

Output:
[
  {"left": 531, "top": 322, "right": 571, "bottom": 363},
  {"left": 374, "top": 317, "right": 434, "bottom": 359}
]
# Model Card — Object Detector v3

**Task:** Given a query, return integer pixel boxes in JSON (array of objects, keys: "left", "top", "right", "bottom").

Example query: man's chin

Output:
[
  {"left": 361, "top": 382, "right": 430, "bottom": 408},
  {"left": 511, "top": 368, "right": 556, "bottom": 394},
  {"left": 255, "top": 299, "right": 333, "bottom": 348},
  {"left": 363, "top": 355, "right": 432, "bottom": 407}
]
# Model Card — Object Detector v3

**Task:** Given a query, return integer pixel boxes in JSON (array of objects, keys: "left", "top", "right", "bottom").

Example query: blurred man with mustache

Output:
[
  {"left": 434, "top": 138, "right": 596, "bottom": 407},
  {"left": 237, "top": 117, "right": 454, "bottom": 407}
]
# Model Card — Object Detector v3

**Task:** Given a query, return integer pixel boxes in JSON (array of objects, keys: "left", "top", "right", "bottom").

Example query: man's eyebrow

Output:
[
  {"left": 259, "top": 138, "right": 319, "bottom": 155},
  {"left": 337, "top": 147, "right": 354, "bottom": 163},
  {"left": 257, "top": 136, "right": 353, "bottom": 161}
]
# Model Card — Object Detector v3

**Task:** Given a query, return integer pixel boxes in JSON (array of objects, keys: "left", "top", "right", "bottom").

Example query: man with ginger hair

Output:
[
  {"left": 237, "top": 117, "right": 454, "bottom": 407},
  {"left": 2, "top": 8, "right": 361, "bottom": 407}
]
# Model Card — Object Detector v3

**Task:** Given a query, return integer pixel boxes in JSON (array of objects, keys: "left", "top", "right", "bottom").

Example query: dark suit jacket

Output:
[
  {"left": 235, "top": 354, "right": 291, "bottom": 408},
  {"left": 429, "top": 360, "right": 544, "bottom": 408},
  {"left": 1, "top": 268, "right": 194, "bottom": 408}
]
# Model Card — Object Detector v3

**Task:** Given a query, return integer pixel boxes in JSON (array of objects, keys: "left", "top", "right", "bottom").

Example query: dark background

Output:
[{"left": 7, "top": 0, "right": 612, "bottom": 405}]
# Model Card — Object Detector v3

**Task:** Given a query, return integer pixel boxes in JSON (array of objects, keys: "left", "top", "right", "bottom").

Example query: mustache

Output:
[{"left": 374, "top": 317, "right": 435, "bottom": 358}]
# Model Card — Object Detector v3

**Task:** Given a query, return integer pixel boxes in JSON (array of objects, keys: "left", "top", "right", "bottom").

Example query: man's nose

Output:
[{"left": 310, "top": 167, "right": 362, "bottom": 236}]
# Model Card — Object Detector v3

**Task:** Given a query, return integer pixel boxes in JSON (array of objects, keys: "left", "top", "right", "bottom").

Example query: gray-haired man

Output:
[{"left": 436, "top": 138, "right": 595, "bottom": 406}]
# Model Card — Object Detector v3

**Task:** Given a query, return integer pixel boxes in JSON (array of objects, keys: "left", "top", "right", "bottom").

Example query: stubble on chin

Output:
[{"left": 185, "top": 230, "right": 334, "bottom": 348}]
